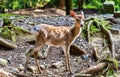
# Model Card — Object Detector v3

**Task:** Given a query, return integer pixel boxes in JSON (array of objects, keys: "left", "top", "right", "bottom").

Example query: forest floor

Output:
[{"left": 0, "top": 8, "right": 120, "bottom": 77}]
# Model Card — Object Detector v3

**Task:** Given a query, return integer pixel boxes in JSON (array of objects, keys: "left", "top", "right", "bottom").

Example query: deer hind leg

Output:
[
  {"left": 24, "top": 48, "right": 32, "bottom": 73},
  {"left": 63, "top": 45, "right": 72, "bottom": 73},
  {"left": 25, "top": 41, "right": 45, "bottom": 73}
]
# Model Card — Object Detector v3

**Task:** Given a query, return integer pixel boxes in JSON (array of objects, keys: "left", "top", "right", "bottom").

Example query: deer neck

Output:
[{"left": 71, "top": 20, "right": 81, "bottom": 37}]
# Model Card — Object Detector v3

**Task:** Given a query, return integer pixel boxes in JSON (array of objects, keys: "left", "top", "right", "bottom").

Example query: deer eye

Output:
[{"left": 76, "top": 19, "right": 79, "bottom": 21}]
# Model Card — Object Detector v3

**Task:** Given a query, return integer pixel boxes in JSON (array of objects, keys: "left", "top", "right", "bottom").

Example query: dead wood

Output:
[
  {"left": 70, "top": 44, "right": 86, "bottom": 56},
  {"left": 100, "top": 23, "right": 115, "bottom": 59},
  {"left": 0, "top": 37, "right": 17, "bottom": 49},
  {"left": 86, "top": 20, "right": 94, "bottom": 42},
  {"left": 80, "top": 62, "right": 107, "bottom": 74}
]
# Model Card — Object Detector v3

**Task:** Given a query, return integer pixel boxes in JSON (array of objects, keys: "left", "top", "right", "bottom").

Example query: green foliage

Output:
[
  {"left": 82, "top": 18, "right": 111, "bottom": 38},
  {"left": 90, "top": 24, "right": 100, "bottom": 34},
  {"left": 107, "top": 69, "right": 114, "bottom": 76},
  {"left": 0, "top": 18, "right": 30, "bottom": 42},
  {"left": 0, "top": 14, "right": 15, "bottom": 18},
  {"left": 84, "top": 0, "right": 103, "bottom": 9},
  {"left": 0, "top": 26, "right": 30, "bottom": 42},
  {"left": 0, "top": 0, "right": 120, "bottom": 10},
  {"left": 0, "top": 0, "right": 51, "bottom": 10}
]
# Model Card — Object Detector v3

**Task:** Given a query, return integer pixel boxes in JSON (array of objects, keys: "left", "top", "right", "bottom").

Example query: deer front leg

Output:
[{"left": 63, "top": 45, "right": 72, "bottom": 73}]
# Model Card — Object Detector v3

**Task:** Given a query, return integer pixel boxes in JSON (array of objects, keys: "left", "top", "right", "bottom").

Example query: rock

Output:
[
  {"left": 0, "top": 69, "right": 14, "bottom": 77},
  {"left": 82, "top": 54, "right": 89, "bottom": 60},
  {"left": 27, "top": 65, "right": 45, "bottom": 73},
  {"left": 102, "top": 1, "right": 115, "bottom": 14},
  {"left": 18, "top": 64, "right": 25, "bottom": 72},
  {"left": 70, "top": 44, "right": 85, "bottom": 56},
  {"left": 27, "top": 66, "right": 37, "bottom": 73},
  {"left": 51, "top": 61, "right": 63, "bottom": 68},
  {"left": 46, "top": 70, "right": 53, "bottom": 75},
  {"left": 37, "top": 51, "right": 43, "bottom": 58},
  {"left": 114, "top": 11, "right": 120, "bottom": 18},
  {"left": 40, "top": 64, "right": 46, "bottom": 69},
  {"left": 0, "top": 58, "right": 8, "bottom": 67}
]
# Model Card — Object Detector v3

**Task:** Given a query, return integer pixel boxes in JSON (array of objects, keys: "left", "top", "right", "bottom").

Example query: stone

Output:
[
  {"left": 27, "top": 66, "right": 37, "bottom": 73},
  {"left": 37, "top": 51, "right": 43, "bottom": 58},
  {"left": 102, "top": 1, "right": 115, "bottom": 14},
  {"left": 18, "top": 64, "right": 25, "bottom": 72},
  {"left": 113, "top": 11, "right": 120, "bottom": 18},
  {"left": 40, "top": 64, "right": 45, "bottom": 69},
  {"left": 51, "top": 61, "right": 63, "bottom": 68},
  {"left": 70, "top": 44, "right": 85, "bottom": 56},
  {"left": 0, "top": 58, "right": 8, "bottom": 67}
]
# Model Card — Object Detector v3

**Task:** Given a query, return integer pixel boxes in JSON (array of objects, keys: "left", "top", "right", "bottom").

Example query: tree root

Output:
[
  {"left": 86, "top": 20, "right": 94, "bottom": 42},
  {"left": 100, "top": 23, "right": 115, "bottom": 59},
  {"left": 80, "top": 62, "right": 107, "bottom": 74},
  {"left": 84, "top": 17, "right": 115, "bottom": 60},
  {"left": 73, "top": 62, "right": 107, "bottom": 77},
  {"left": 0, "top": 37, "right": 17, "bottom": 49}
]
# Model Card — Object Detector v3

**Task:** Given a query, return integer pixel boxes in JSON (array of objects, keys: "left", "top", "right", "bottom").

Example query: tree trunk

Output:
[
  {"left": 65, "top": 0, "right": 72, "bottom": 15},
  {"left": 78, "top": 0, "right": 84, "bottom": 10}
]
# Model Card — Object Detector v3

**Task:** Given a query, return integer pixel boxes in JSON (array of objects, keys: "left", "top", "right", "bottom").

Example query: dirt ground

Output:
[{"left": 0, "top": 8, "right": 120, "bottom": 77}]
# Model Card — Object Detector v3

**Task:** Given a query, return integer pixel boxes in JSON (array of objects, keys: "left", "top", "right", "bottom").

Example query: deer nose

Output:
[{"left": 80, "top": 24, "right": 84, "bottom": 27}]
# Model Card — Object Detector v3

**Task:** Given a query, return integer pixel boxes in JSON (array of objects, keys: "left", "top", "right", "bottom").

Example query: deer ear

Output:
[{"left": 70, "top": 10, "right": 76, "bottom": 17}]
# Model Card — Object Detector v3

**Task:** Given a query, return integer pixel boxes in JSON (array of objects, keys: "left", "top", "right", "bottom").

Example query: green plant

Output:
[{"left": 84, "top": 0, "right": 103, "bottom": 9}]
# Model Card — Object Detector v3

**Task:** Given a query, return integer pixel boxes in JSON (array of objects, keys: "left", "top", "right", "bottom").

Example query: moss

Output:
[{"left": 102, "top": 1, "right": 115, "bottom": 14}]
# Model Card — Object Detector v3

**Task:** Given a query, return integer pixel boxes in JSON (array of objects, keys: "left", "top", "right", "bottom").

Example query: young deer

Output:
[{"left": 24, "top": 10, "right": 84, "bottom": 73}]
